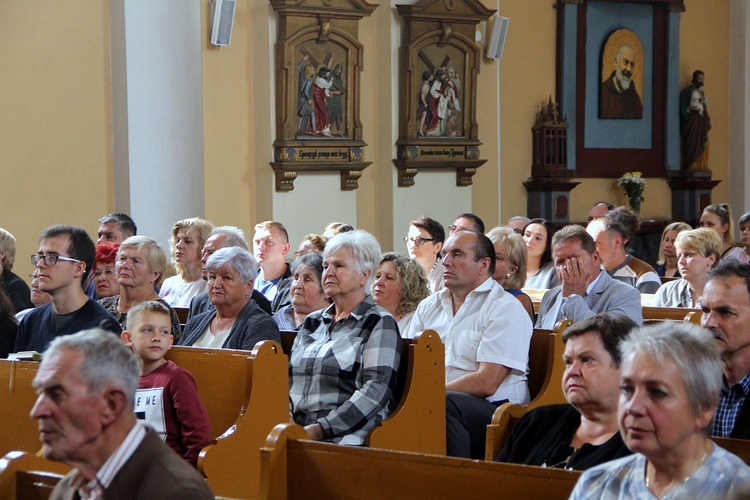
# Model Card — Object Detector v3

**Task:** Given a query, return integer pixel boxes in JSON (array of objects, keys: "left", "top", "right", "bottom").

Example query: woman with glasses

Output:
[
  {"left": 159, "top": 217, "right": 214, "bottom": 307},
  {"left": 99, "top": 236, "right": 182, "bottom": 340},
  {"left": 92, "top": 242, "right": 120, "bottom": 299},
  {"left": 405, "top": 215, "right": 445, "bottom": 293},
  {"left": 523, "top": 218, "right": 560, "bottom": 290},
  {"left": 699, "top": 203, "right": 750, "bottom": 264}
]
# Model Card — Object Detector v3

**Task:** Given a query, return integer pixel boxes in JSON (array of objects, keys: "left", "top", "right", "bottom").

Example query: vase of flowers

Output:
[{"left": 618, "top": 171, "right": 646, "bottom": 214}]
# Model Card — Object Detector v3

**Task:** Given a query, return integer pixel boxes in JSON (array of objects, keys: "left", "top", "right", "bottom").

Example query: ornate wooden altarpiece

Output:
[
  {"left": 269, "top": 0, "right": 377, "bottom": 191},
  {"left": 394, "top": 0, "right": 495, "bottom": 187}
]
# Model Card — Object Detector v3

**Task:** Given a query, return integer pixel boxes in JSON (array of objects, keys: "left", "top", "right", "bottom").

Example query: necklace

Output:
[{"left": 645, "top": 448, "right": 709, "bottom": 492}]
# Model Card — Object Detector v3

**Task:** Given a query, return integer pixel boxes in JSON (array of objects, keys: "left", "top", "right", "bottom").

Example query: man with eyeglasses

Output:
[{"left": 14, "top": 225, "right": 121, "bottom": 353}]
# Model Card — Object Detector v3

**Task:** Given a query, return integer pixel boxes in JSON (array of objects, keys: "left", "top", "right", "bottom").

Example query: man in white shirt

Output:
[
  {"left": 31, "top": 328, "right": 212, "bottom": 498},
  {"left": 406, "top": 230, "right": 532, "bottom": 458},
  {"left": 252, "top": 221, "right": 292, "bottom": 301}
]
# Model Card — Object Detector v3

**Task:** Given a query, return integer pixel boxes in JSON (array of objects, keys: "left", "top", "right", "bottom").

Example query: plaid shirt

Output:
[
  {"left": 713, "top": 371, "right": 750, "bottom": 437},
  {"left": 289, "top": 295, "right": 401, "bottom": 445}
]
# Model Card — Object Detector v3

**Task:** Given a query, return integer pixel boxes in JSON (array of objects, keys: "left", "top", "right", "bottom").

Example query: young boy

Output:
[{"left": 122, "top": 301, "right": 211, "bottom": 467}]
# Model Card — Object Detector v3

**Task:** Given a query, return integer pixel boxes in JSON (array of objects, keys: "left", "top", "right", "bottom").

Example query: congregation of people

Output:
[{"left": 5, "top": 200, "right": 750, "bottom": 498}]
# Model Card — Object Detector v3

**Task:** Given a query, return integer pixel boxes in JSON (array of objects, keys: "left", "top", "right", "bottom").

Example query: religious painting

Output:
[
  {"left": 294, "top": 45, "right": 347, "bottom": 139},
  {"left": 415, "top": 49, "right": 465, "bottom": 138},
  {"left": 599, "top": 29, "right": 645, "bottom": 119}
]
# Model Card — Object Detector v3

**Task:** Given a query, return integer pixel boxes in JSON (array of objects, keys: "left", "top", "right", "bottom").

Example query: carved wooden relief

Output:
[
  {"left": 269, "top": 0, "right": 377, "bottom": 191},
  {"left": 394, "top": 0, "right": 494, "bottom": 187}
]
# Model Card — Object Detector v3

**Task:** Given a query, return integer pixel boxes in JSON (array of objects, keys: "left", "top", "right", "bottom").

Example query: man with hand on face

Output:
[{"left": 536, "top": 225, "right": 642, "bottom": 329}]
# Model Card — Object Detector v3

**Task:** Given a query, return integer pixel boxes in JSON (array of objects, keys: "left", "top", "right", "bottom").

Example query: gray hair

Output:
[
  {"left": 291, "top": 252, "right": 324, "bottom": 285},
  {"left": 212, "top": 225, "right": 248, "bottom": 250},
  {"left": 118, "top": 236, "right": 167, "bottom": 285},
  {"left": 620, "top": 323, "right": 722, "bottom": 420},
  {"left": 43, "top": 328, "right": 140, "bottom": 408},
  {"left": 323, "top": 229, "right": 381, "bottom": 290},
  {"left": 0, "top": 228, "right": 16, "bottom": 270},
  {"left": 205, "top": 246, "right": 258, "bottom": 283}
]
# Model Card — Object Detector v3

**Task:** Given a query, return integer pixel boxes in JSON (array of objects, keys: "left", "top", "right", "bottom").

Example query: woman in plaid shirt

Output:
[{"left": 289, "top": 230, "right": 402, "bottom": 445}]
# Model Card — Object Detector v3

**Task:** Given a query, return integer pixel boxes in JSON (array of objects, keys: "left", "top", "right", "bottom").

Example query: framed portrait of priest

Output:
[{"left": 599, "top": 29, "right": 645, "bottom": 120}]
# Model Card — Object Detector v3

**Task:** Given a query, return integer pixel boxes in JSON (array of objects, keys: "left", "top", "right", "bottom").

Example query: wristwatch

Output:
[{"left": 562, "top": 293, "right": 581, "bottom": 304}]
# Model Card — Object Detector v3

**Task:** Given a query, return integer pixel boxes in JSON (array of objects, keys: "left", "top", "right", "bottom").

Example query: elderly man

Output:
[
  {"left": 14, "top": 225, "right": 121, "bottom": 353},
  {"left": 600, "top": 44, "right": 643, "bottom": 119},
  {"left": 0, "top": 227, "right": 33, "bottom": 313},
  {"left": 406, "top": 230, "right": 532, "bottom": 459},
  {"left": 31, "top": 328, "right": 213, "bottom": 498},
  {"left": 701, "top": 260, "right": 750, "bottom": 438},
  {"left": 536, "top": 225, "right": 642, "bottom": 329},
  {"left": 188, "top": 226, "right": 271, "bottom": 319},
  {"left": 586, "top": 207, "right": 661, "bottom": 294},
  {"left": 253, "top": 221, "right": 292, "bottom": 302}
]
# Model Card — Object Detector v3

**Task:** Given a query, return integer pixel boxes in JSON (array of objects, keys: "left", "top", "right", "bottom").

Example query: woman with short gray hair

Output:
[
  {"left": 179, "top": 247, "right": 280, "bottom": 350},
  {"left": 571, "top": 322, "right": 750, "bottom": 498},
  {"left": 289, "top": 230, "right": 402, "bottom": 445},
  {"left": 273, "top": 253, "right": 330, "bottom": 331}
]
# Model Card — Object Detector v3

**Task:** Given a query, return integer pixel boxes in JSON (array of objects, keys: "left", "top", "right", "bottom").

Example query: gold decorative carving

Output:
[
  {"left": 393, "top": 0, "right": 494, "bottom": 187},
  {"left": 269, "top": 0, "right": 377, "bottom": 191}
]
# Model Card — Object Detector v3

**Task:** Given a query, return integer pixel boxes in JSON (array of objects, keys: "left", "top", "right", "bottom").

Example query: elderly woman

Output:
[
  {"left": 179, "top": 247, "right": 280, "bottom": 349},
  {"left": 0, "top": 227, "right": 32, "bottom": 313},
  {"left": 523, "top": 218, "right": 560, "bottom": 289},
  {"left": 273, "top": 253, "right": 330, "bottom": 331},
  {"left": 92, "top": 242, "right": 120, "bottom": 299},
  {"left": 487, "top": 227, "right": 533, "bottom": 322},
  {"left": 99, "top": 236, "right": 181, "bottom": 339},
  {"left": 372, "top": 252, "right": 430, "bottom": 333},
  {"left": 653, "top": 228, "right": 721, "bottom": 308},
  {"left": 159, "top": 217, "right": 214, "bottom": 307},
  {"left": 654, "top": 222, "right": 692, "bottom": 278},
  {"left": 571, "top": 323, "right": 750, "bottom": 498},
  {"left": 700, "top": 203, "right": 750, "bottom": 264},
  {"left": 289, "top": 230, "right": 402, "bottom": 445},
  {"left": 15, "top": 271, "right": 51, "bottom": 321},
  {"left": 405, "top": 215, "right": 445, "bottom": 292},
  {"left": 496, "top": 315, "right": 635, "bottom": 469}
]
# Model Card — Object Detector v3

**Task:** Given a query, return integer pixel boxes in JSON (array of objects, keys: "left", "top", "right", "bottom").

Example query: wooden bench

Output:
[
  {"left": 259, "top": 422, "right": 581, "bottom": 499},
  {"left": 642, "top": 306, "right": 701, "bottom": 325},
  {"left": 0, "top": 451, "right": 69, "bottom": 499},
  {"left": 280, "top": 329, "right": 446, "bottom": 455},
  {"left": 0, "top": 359, "right": 46, "bottom": 457},
  {"left": 714, "top": 437, "right": 750, "bottom": 466},
  {"left": 484, "top": 320, "right": 572, "bottom": 460}
]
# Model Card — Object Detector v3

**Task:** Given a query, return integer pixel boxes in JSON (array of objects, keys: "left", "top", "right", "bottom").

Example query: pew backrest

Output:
[
  {"left": 0, "top": 360, "right": 44, "bottom": 457},
  {"left": 260, "top": 422, "right": 581, "bottom": 500},
  {"left": 642, "top": 306, "right": 701, "bottom": 324},
  {"left": 0, "top": 451, "right": 69, "bottom": 499}
]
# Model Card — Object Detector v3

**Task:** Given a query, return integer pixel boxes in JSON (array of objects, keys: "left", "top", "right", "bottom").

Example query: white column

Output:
[
  {"left": 109, "top": 0, "right": 204, "bottom": 249},
  {"left": 729, "top": 0, "right": 750, "bottom": 215}
]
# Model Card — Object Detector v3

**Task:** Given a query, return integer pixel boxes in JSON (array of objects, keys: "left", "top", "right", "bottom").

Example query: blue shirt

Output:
[{"left": 714, "top": 371, "right": 750, "bottom": 437}]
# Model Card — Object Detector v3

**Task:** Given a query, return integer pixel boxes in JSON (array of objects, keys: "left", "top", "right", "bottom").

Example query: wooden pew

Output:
[
  {"left": 0, "top": 451, "right": 69, "bottom": 499},
  {"left": 0, "top": 360, "right": 45, "bottom": 457},
  {"left": 714, "top": 437, "right": 750, "bottom": 466},
  {"left": 189, "top": 341, "right": 289, "bottom": 499},
  {"left": 259, "top": 422, "right": 581, "bottom": 500},
  {"left": 484, "top": 320, "right": 572, "bottom": 460},
  {"left": 280, "top": 329, "right": 447, "bottom": 455},
  {"left": 642, "top": 306, "right": 701, "bottom": 325},
  {"left": 173, "top": 306, "right": 189, "bottom": 327}
]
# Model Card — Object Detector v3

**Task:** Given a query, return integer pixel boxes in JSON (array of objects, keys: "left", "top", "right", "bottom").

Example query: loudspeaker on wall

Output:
[
  {"left": 485, "top": 15, "right": 510, "bottom": 60},
  {"left": 210, "top": 0, "right": 236, "bottom": 46}
]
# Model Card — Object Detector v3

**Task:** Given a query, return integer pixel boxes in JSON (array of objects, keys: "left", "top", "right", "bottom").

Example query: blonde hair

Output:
[
  {"left": 675, "top": 228, "right": 722, "bottom": 267},
  {"left": 0, "top": 228, "right": 16, "bottom": 270},
  {"left": 169, "top": 218, "right": 214, "bottom": 278},
  {"left": 657, "top": 222, "right": 692, "bottom": 265},
  {"left": 254, "top": 221, "right": 289, "bottom": 243},
  {"left": 486, "top": 226, "right": 528, "bottom": 290}
]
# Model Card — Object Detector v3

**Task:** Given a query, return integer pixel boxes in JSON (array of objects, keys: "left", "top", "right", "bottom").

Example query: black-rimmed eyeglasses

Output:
[
  {"left": 404, "top": 236, "right": 435, "bottom": 247},
  {"left": 31, "top": 254, "right": 81, "bottom": 266}
]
